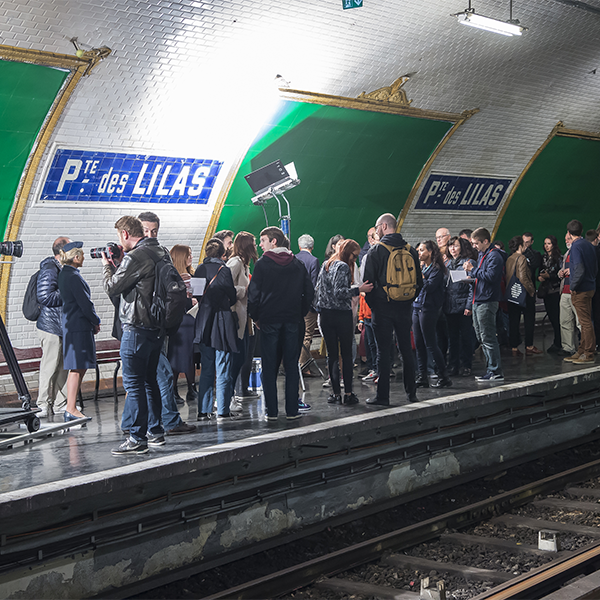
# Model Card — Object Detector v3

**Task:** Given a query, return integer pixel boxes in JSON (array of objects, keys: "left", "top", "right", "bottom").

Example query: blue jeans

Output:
[
  {"left": 120, "top": 327, "right": 164, "bottom": 442},
  {"left": 473, "top": 302, "right": 502, "bottom": 375},
  {"left": 122, "top": 351, "right": 182, "bottom": 432},
  {"left": 230, "top": 328, "right": 249, "bottom": 395},
  {"left": 363, "top": 319, "right": 377, "bottom": 372},
  {"left": 197, "top": 343, "right": 232, "bottom": 416},
  {"left": 260, "top": 322, "right": 301, "bottom": 418}
]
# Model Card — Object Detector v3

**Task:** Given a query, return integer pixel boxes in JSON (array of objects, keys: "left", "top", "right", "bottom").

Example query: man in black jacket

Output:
[
  {"left": 103, "top": 216, "right": 168, "bottom": 455},
  {"left": 364, "top": 213, "right": 422, "bottom": 405},
  {"left": 248, "top": 226, "right": 314, "bottom": 421},
  {"left": 35, "top": 237, "right": 71, "bottom": 417},
  {"left": 522, "top": 232, "right": 543, "bottom": 355}
]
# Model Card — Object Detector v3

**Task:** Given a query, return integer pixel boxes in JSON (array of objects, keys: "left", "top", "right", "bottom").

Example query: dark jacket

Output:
[
  {"left": 540, "top": 251, "right": 562, "bottom": 296},
  {"left": 413, "top": 263, "right": 445, "bottom": 311},
  {"left": 193, "top": 257, "right": 238, "bottom": 352},
  {"left": 295, "top": 250, "right": 320, "bottom": 288},
  {"left": 471, "top": 245, "right": 507, "bottom": 303},
  {"left": 247, "top": 249, "right": 314, "bottom": 324},
  {"left": 36, "top": 257, "right": 62, "bottom": 337},
  {"left": 523, "top": 247, "right": 543, "bottom": 290},
  {"left": 363, "top": 233, "right": 422, "bottom": 313},
  {"left": 444, "top": 257, "right": 475, "bottom": 314},
  {"left": 58, "top": 265, "right": 100, "bottom": 333},
  {"left": 314, "top": 260, "right": 359, "bottom": 312},
  {"left": 570, "top": 237, "right": 598, "bottom": 293},
  {"left": 103, "top": 237, "right": 168, "bottom": 329}
]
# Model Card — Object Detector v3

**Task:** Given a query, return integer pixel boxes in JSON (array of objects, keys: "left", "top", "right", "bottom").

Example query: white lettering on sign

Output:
[{"left": 57, "top": 159, "right": 82, "bottom": 192}]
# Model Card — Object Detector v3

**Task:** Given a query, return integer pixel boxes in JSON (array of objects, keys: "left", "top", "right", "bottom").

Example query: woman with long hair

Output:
[
  {"left": 324, "top": 234, "right": 345, "bottom": 260},
  {"left": 168, "top": 244, "right": 197, "bottom": 403},
  {"left": 58, "top": 242, "right": 101, "bottom": 422},
  {"left": 505, "top": 235, "right": 536, "bottom": 356},
  {"left": 314, "top": 239, "right": 373, "bottom": 405},
  {"left": 413, "top": 240, "right": 452, "bottom": 388},
  {"left": 227, "top": 231, "right": 259, "bottom": 406},
  {"left": 538, "top": 235, "right": 563, "bottom": 353},
  {"left": 444, "top": 236, "right": 476, "bottom": 376}
]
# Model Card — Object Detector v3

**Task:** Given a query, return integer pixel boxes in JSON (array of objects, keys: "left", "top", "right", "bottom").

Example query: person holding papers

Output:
[{"left": 444, "top": 237, "right": 476, "bottom": 377}]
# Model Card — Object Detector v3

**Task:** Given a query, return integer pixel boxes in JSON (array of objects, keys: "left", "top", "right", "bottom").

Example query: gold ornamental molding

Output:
[
  {"left": 204, "top": 79, "right": 476, "bottom": 254},
  {"left": 0, "top": 44, "right": 111, "bottom": 318}
]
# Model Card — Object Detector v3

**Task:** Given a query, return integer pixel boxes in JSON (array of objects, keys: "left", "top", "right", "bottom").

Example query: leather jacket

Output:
[
  {"left": 103, "top": 237, "right": 168, "bottom": 329},
  {"left": 36, "top": 257, "right": 63, "bottom": 337}
]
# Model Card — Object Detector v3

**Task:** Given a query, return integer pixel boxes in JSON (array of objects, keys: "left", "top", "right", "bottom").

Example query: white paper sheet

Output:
[
  {"left": 449, "top": 269, "right": 472, "bottom": 283},
  {"left": 190, "top": 277, "right": 206, "bottom": 296}
]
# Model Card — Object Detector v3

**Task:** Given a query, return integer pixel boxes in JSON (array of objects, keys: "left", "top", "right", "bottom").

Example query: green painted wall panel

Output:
[
  {"left": 495, "top": 136, "right": 600, "bottom": 251},
  {"left": 0, "top": 60, "right": 69, "bottom": 236},
  {"left": 216, "top": 100, "right": 453, "bottom": 257}
]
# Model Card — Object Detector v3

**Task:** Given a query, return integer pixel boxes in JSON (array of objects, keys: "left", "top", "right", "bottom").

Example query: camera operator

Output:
[
  {"left": 102, "top": 216, "right": 168, "bottom": 456},
  {"left": 35, "top": 237, "right": 71, "bottom": 417}
]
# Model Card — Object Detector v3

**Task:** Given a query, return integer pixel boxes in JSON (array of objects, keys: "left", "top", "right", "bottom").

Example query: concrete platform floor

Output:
[{"left": 0, "top": 334, "right": 596, "bottom": 496}]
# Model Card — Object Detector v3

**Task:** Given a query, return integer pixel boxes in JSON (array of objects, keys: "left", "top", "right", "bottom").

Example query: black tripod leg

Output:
[{"left": 0, "top": 315, "right": 32, "bottom": 410}]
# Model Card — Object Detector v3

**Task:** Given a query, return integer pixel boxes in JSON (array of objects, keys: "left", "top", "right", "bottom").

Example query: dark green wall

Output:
[
  {"left": 0, "top": 60, "right": 68, "bottom": 236},
  {"left": 495, "top": 136, "right": 600, "bottom": 252},
  {"left": 216, "top": 100, "right": 453, "bottom": 259}
]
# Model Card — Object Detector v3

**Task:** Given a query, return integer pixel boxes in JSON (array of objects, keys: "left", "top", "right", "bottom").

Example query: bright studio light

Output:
[{"left": 456, "top": 10, "right": 525, "bottom": 36}]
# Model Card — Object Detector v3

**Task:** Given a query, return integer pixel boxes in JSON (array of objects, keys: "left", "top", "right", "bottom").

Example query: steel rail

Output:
[{"left": 201, "top": 456, "right": 600, "bottom": 600}]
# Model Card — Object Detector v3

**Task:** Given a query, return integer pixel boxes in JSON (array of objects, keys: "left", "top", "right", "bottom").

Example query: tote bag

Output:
[{"left": 507, "top": 272, "right": 527, "bottom": 307}]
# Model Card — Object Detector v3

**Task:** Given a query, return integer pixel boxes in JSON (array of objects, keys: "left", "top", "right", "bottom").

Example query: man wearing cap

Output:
[{"left": 103, "top": 215, "right": 170, "bottom": 455}]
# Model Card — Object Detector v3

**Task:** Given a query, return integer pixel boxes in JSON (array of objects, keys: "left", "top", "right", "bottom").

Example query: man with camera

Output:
[{"left": 102, "top": 216, "right": 168, "bottom": 455}]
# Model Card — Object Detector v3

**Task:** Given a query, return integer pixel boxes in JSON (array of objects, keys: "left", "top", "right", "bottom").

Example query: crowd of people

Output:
[{"left": 31, "top": 210, "right": 600, "bottom": 455}]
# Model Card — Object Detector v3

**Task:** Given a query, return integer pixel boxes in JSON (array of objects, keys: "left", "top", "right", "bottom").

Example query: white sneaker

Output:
[
  {"left": 362, "top": 370, "right": 378, "bottom": 382},
  {"left": 36, "top": 407, "right": 48, "bottom": 418}
]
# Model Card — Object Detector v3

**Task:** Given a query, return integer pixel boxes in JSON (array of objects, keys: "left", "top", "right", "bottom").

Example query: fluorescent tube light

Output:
[{"left": 457, "top": 11, "right": 525, "bottom": 36}]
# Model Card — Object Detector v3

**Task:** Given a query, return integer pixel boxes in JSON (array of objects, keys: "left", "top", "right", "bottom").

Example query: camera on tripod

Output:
[
  {"left": 0, "top": 241, "right": 23, "bottom": 258},
  {"left": 90, "top": 242, "right": 123, "bottom": 261}
]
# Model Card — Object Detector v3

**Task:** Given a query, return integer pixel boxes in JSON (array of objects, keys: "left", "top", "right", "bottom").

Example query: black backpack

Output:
[
  {"left": 22, "top": 271, "right": 41, "bottom": 321},
  {"left": 142, "top": 249, "right": 188, "bottom": 336}
]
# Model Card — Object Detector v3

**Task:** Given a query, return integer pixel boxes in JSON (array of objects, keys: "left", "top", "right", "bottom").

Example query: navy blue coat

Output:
[
  {"left": 36, "top": 257, "right": 62, "bottom": 337},
  {"left": 58, "top": 265, "right": 100, "bottom": 370},
  {"left": 413, "top": 263, "right": 445, "bottom": 312}
]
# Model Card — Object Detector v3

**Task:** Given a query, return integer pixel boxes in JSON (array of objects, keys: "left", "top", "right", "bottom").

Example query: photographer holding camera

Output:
[{"left": 102, "top": 216, "right": 168, "bottom": 456}]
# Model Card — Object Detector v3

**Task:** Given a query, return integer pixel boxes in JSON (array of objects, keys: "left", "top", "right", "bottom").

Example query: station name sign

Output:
[
  {"left": 414, "top": 174, "right": 512, "bottom": 212},
  {"left": 40, "top": 148, "right": 223, "bottom": 204}
]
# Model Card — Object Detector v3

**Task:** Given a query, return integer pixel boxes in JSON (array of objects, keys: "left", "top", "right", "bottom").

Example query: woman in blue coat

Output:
[
  {"left": 58, "top": 242, "right": 101, "bottom": 422},
  {"left": 412, "top": 240, "right": 451, "bottom": 389}
]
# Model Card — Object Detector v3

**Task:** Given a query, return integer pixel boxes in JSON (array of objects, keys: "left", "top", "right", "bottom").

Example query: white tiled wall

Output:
[{"left": 2, "top": 0, "right": 600, "bottom": 368}]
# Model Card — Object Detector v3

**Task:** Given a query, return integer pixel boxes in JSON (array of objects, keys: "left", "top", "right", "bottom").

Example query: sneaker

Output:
[
  {"left": 166, "top": 422, "right": 197, "bottom": 435},
  {"left": 322, "top": 378, "right": 331, "bottom": 388},
  {"left": 148, "top": 434, "right": 166, "bottom": 447},
  {"left": 286, "top": 414, "right": 302, "bottom": 420},
  {"left": 572, "top": 353, "right": 595, "bottom": 364},
  {"left": 111, "top": 438, "right": 149, "bottom": 456},
  {"left": 432, "top": 377, "right": 452, "bottom": 388},
  {"left": 564, "top": 352, "right": 583, "bottom": 362},
  {"left": 216, "top": 413, "right": 237, "bottom": 423},
  {"left": 237, "top": 390, "right": 260, "bottom": 399},
  {"left": 298, "top": 401, "right": 312, "bottom": 412},
  {"left": 264, "top": 415, "right": 278, "bottom": 422},
  {"left": 327, "top": 393, "right": 342, "bottom": 404},
  {"left": 343, "top": 393, "right": 359, "bottom": 405},
  {"left": 197, "top": 412, "right": 212, "bottom": 421},
  {"left": 362, "top": 370, "right": 378, "bottom": 383},
  {"left": 35, "top": 407, "right": 48, "bottom": 418},
  {"left": 475, "top": 372, "right": 504, "bottom": 382}
]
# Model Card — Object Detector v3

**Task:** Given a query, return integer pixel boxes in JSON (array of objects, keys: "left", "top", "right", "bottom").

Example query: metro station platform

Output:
[{"left": 2, "top": 341, "right": 600, "bottom": 599}]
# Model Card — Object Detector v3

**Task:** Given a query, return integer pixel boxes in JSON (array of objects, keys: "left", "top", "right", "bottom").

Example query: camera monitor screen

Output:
[{"left": 244, "top": 160, "right": 290, "bottom": 196}]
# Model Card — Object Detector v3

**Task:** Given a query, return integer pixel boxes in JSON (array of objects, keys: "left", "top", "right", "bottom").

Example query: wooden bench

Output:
[{"left": 0, "top": 340, "right": 122, "bottom": 405}]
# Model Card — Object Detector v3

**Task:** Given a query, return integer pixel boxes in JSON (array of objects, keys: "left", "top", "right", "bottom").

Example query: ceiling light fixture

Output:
[{"left": 453, "top": 0, "right": 527, "bottom": 37}]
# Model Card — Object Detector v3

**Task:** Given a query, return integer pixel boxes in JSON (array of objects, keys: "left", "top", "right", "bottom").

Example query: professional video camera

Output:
[
  {"left": 0, "top": 241, "right": 23, "bottom": 257},
  {"left": 90, "top": 242, "right": 123, "bottom": 261}
]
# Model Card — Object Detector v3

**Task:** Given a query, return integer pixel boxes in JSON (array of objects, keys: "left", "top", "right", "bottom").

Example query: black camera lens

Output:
[
  {"left": 90, "top": 247, "right": 106, "bottom": 259},
  {"left": 0, "top": 241, "right": 23, "bottom": 258}
]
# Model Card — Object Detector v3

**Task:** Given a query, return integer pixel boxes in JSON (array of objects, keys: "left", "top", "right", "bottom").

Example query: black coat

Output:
[
  {"left": 193, "top": 257, "right": 238, "bottom": 352},
  {"left": 36, "top": 257, "right": 62, "bottom": 337}
]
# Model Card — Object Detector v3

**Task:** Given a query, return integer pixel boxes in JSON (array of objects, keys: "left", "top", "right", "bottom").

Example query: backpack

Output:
[
  {"left": 142, "top": 249, "right": 188, "bottom": 336},
  {"left": 380, "top": 243, "right": 418, "bottom": 301},
  {"left": 22, "top": 271, "right": 41, "bottom": 321}
]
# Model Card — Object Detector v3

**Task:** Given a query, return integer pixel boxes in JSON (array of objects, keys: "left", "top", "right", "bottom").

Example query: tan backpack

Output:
[{"left": 380, "top": 243, "right": 418, "bottom": 301}]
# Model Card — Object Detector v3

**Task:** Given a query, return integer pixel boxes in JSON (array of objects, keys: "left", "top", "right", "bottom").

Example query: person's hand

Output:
[
  {"left": 101, "top": 251, "right": 110, "bottom": 267},
  {"left": 464, "top": 262, "right": 474, "bottom": 272},
  {"left": 357, "top": 321, "right": 364, "bottom": 332},
  {"left": 464, "top": 309, "right": 472, "bottom": 316},
  {"left": 192, "top": 298, "right": 198, "bottom": 306},
  {"left": 93, "top": 324, "right": 100, "bottom": 334},
  {"left": 359, "top": 281, "right": 374, "bottom": 294}
]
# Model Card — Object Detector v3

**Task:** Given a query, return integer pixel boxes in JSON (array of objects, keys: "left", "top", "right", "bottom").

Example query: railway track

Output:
[{"left": 194, "top": 458, "right": 600, "bottom": 600}]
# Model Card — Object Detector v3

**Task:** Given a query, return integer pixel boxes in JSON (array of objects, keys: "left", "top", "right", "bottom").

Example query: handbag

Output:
[
  {"left": 507, "top": 271, "right": 527, "bottom": 307},
  {"left": 537, "top": 280, "right": 549, "bottom": 299}
]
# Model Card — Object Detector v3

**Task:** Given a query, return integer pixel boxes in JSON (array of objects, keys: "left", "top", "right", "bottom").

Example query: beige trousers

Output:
[{"left": 37, "top": 329, "right": 68, "bottom": 410}]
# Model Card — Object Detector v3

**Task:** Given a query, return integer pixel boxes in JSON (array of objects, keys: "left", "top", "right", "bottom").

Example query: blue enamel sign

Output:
[
  {"left": 415, "top": 174, "right": 512, "bottom": 211},
  {"left": 40, "top": 148, "right": 223, "bottom": 204}
]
